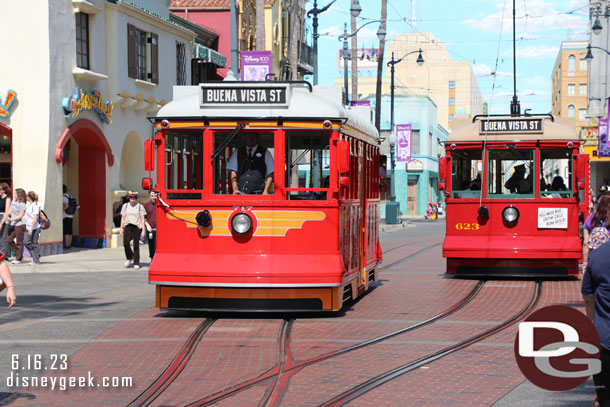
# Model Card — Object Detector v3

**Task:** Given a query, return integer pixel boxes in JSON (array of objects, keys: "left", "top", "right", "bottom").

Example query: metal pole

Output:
[
  {"left": 389, "top": 52, "right": 396, "bottom": 203},
  {"left": 312, "top": 0, "right": 319, "bottom": 85},
  {"left": 230, "top": 0, "right": 239, "bottom": 78},
  {"left": 343, "top": 24, "right": 349, "bottom": 104}
]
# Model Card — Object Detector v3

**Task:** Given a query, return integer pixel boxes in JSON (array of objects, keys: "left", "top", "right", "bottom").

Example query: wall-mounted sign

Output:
[
  {"left": 200, "top": 83, "right": 289, "bottom": 107},
  {"left": 538, "top": 208, "right": 568, "bottom": 229},
  {"left": 407, "top": 159, "right": 423, "bottom": 172},
  {"left": 241, "top": 51, "right": 272, "bottom": 81},
  {"left": 396, "top": 124, "right": 411, "bottom": 162},
  {"left": 63, "top": 88, "right": 114, "bottom": 125},
  {"left": 337, "top": 48, "right": 379, "bottom": 70},
  {"left": 0, "top": 89, "right": 17, "bottom": 117},
  {"left": 480, "top": 118, "right": 542, "bottom": 134}
]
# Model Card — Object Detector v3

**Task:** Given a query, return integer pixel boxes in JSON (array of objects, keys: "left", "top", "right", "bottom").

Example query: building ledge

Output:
[
  {"left": 72, "top": 67, "right": 108, "bottom": 82},
  {"left": 72, "top": 0, "right": 103, "bottom": 14},
  {"left": 134, "top": 79, "right": 156, "bottom": 89}
]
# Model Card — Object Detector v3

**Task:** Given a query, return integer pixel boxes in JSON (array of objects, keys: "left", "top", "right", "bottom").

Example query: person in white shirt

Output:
[
  {"left": 226, "top": 133, "right": 274, "bottom": 195},
  {"left": 120, "top": 192, "right": 146, "bottom": 269},
  {"left": 24, "top": 191, "right": 41, "bottom": 265}
]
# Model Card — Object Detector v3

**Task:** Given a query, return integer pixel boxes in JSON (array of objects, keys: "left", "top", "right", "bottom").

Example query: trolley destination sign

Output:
[
  {"left": 480, "top": 118, "right": 543, "bottom": 134},
  {"left": 200, "top": 83, "right": 289, "bottom": 107}
]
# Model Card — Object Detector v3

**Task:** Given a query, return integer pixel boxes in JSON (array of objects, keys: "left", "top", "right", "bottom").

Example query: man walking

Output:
[{"left": 144, "top": 191, "right": 157, "bottom": 261}]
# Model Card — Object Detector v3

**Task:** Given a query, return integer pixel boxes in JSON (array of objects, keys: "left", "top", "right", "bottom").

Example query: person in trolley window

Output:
[{"left": 227, "top": 133, "right": 274, "bottom": 195}]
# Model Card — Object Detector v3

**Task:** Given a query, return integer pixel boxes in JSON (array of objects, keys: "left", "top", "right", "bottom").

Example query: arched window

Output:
[
  {"left": 568, "top": 105, "right": 575, "bottom": 117},
  {"left": 568, "top": 54, "right": 576, "bottom": 71}
]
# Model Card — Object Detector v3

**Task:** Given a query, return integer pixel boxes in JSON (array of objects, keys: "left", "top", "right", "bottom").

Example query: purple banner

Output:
[
  {"left": 599, "top": 116, "right": 609, "bottom": 157},
  {"left": 350, "top": 100, "right": 370, "bottom": 106},
  {"left": 396, "top": 124, "right": 412, "bottom": 162},
  {"left": 241, "top": 51, "right": 272, "bottom": 81}
]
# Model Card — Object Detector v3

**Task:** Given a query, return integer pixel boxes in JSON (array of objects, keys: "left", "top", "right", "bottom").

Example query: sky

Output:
[{"left": 304, "top": 0, "right": 590, "bottom": 119}]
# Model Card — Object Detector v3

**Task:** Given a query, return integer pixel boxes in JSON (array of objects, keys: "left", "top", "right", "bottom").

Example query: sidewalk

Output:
[
  {"left": 381, "top": 213, "right": 445, "bottom": 232},
  {"left": 7, "top": 247, "right": 146, "bottom": 274}
]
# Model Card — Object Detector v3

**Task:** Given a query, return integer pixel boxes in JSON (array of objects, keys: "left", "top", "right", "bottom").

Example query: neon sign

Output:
[
  {"left": 0, "top": 90, "right": 17, "bottom": 117},
  {"left": 62, "top": 88, "right": 114, "bottom": 125}
]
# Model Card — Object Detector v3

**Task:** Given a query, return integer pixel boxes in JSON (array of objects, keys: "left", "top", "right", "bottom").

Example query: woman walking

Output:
[
  {"left": 583, "top": 194, "right": 610, "bottom": 270},
  {"left": 8, "top": 188, "right": 27, "bottom": 263},
  {"left": 120, "top": 191, "right": 146, "bottom": 269},
  {"left": 24, "top": 191, "right": 41, "bottom": 265},
  {"left": 0, "top": 183, "right": 12, "bottom": 257}
]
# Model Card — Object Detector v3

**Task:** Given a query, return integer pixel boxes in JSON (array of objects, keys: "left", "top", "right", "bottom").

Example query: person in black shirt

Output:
[{"left": 226, "top": 134, "right": 274, "bottom": 195}]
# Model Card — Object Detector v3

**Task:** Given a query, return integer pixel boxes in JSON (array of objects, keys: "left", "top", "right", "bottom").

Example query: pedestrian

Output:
[
  {"left": 7, "top": 188, "right": 27, "bottom": 264},
  {"left": 62, "top": 185, "right": 76, "bottom": 249},
  {"left": 0, "top": 183, "right": 12, "bottom": 257},
  {"left": 0, "top": 255, "right": 17, "bottom": 308},
  {"left": 120, "top": 191, "right": 146, "bottom": 269},
  {"left": 23, "top": 191, "right": 41, "bottom": 265},
  {"left": 143, "top": 191, "right": 157, "bottom": 261},
  {"left": 582, "top": 240, "right": 610, "bottom": 406},
  {"left": 583, "top": 195, "right": 610, "bottom": 270}
]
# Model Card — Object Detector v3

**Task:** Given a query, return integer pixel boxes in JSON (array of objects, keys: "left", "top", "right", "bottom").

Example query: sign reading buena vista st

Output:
[
  {"left": 200, "top": 84, "right": 289, "bottom": 107},
  {"left": 480, "top": 118, "right": 542, "bottom": 134}
]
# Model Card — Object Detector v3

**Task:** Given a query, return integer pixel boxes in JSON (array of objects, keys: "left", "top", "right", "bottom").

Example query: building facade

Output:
[
  {"left": 0, "top": 0, "right": 196, "bottom": 252},
  {"left": 551, "top": 41, "right": 589, "bottom": 129}
]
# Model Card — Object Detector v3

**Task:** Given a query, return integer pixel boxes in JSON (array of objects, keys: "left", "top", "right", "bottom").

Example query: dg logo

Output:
[{"left": 514, "top": 305, "right": 601, "bottom": 391}]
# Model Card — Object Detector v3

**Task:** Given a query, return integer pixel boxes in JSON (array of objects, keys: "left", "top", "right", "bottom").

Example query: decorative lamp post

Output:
[
  {"left": 385, "top": 49, "right": 424, "bottom": 224},
  {"left": 584, "top": 44, "right": 610, "bottom": 61},
  {"left": 307, "top": 0, "right": 337, "bottom": 85}
]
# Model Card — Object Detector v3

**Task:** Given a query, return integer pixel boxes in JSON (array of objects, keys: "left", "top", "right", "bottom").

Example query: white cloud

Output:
[
  {"left": 501, "top": 45, "right": 560, "bottom": 59},
  {"left": 527, "top": 75, "right": 550, "bottom": 86}
]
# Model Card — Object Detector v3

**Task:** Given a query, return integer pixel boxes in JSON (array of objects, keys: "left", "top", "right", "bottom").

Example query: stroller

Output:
[{"left": 424, "top": 202, "right": 438, "bottom": 220}]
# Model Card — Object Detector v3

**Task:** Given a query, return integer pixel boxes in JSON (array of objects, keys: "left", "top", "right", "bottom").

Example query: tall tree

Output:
[
  {"left": 374, "top": 0, "right": 387, "bottom": 132},
  {"left": 351, "top": 12, "right": 357, "bottom": 103},
  {"left": 288, "top": 0, "right": 300, "bottom": 80},
  {"left": 256, "top": 0, "right": 266, "bottom": 50}
]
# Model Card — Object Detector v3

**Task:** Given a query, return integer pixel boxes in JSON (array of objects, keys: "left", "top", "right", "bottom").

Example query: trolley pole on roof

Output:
[{"left": 229, "top": 0, "right": 239, "bottom": 79}]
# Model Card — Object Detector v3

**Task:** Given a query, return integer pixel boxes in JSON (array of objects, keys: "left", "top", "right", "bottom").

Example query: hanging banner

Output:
[
  {"left": 599, "top": 116, "right": 609, "bottom": 157},
  {"left": 241, "top": 51, "right": 272, "bottom": 81},
  {"left": 396, "top": 124, "right": 411, "bottom": 162}
]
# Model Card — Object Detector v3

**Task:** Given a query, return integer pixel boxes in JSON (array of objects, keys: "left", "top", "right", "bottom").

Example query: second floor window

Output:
[
  {"left": 75, "top": 13, "right": 89, "bottom": 70},
  {"left": 580, "top": 83, "right": 587, "bottom": 95},
  {"left": 127, "top": 24, "right": 158, "bottom": 84},
  {"left": 568, "top": 54, "right": 575, "bottom": 71},
  {"left": 567, "top": 84, "right": 575, "bottom": 96}
]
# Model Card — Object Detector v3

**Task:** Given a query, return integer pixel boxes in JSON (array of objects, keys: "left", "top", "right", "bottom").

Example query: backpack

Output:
[
  {"left": 65, "top": 194, "right": 78, "bottom": 215},
  {"left": 39, "top": 209, "right": 51, "bottom": 230},
  {"left": 588, "top": 224, "right": 610, "bottom": 251}
]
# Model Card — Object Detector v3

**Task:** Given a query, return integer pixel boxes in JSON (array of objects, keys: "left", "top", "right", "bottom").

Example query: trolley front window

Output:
[
  {"left": 285, "top": 131, "right": 330, "bottom": 200},
  {"left": 487, "top": 149, "right": 534, "bottom": 197},
  {"left": 540, "top": 149, "right": 572, "bottom": 198},
  {"left": 164, "top": 131, "right": 202, "bottom": 190},
  {"left": 451, "top": 150, "right": 482, "bottom": 199}
]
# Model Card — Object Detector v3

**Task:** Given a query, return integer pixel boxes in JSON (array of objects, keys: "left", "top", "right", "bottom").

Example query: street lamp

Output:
[
  {"left": 584, "top": 44, "right": 610, "bottom": 62},
  {"left": 385, "top": 49, "right": 424, "bottom": 224},
  {"left": 307, "top": 0, "right": 337, "bottom": 85},
  {"left": 338, "top": 20, "right": 386, "bottom": 104}
]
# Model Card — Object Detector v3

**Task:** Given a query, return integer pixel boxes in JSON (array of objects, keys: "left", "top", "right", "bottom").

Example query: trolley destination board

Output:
[
  {"left": 200, "top": 83, "right": 289, "bottom": 107},
  {"left": 480, "top": 118, "right": 543, "bottom": 134}
]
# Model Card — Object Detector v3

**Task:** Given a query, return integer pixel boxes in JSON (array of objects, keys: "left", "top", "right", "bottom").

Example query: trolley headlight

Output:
[
  {"left": 231, "top": 213, "right": 252, "bottom": 235},
  {"left": 502, "top": 205, "right": 520, "bottom": 224}
]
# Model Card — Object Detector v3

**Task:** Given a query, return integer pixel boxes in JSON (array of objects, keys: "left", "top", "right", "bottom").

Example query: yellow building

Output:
[{"left": 338, "top": 32, "right": 483, "bottom": 131}]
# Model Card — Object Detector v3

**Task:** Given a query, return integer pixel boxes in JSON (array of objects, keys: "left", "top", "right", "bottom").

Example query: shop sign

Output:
[
  {"left": 407, "top": 159, "right": 423, "bottom": 172},
  {"left": 62, "top": 88, "right": 114, "bottom": 125},
  {"left": 395, "top": 124, "right": 411, "bottom": 162},
  {"left": 241, "top": 51, "right": 272, "bottom": 81},
  {"left": 0, "top": 89, "right": 17, "bottom": 117}
]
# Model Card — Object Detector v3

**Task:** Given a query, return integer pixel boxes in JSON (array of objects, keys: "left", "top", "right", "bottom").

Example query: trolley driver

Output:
[{"left": 227, "top": 133, "right": 274, "bottom": 195}]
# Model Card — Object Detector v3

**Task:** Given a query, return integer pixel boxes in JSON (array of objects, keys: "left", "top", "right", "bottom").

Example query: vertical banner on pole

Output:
[
  {"left": 396, "top": 124, "right": 412, "bottom": 162},
  {"left": 241, "top": 51, "right": 272, "bottom": 81},
  {"left": 599, "top": 99, "right": 609, "bottom": 157}
]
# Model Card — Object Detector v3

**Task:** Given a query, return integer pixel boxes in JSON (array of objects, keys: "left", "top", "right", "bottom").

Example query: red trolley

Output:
[
  {"left": 438, "top": 115, "right": 589, "bottom": 278},
  {"left": 143, "top": 82, "right": 382, "bottom": 311}
]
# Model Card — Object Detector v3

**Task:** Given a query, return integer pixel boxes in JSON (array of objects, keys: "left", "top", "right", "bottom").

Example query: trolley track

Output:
[
  {"left": 318, "top": 281, "right": 543, "bottom": 407},
  {"left": 379, "top": 242, "right": 443, "bottom": 271}
]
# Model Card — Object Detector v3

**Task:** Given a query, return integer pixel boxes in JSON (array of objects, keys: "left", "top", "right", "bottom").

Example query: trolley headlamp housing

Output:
[
  {"left": 231, "top": 213, "right": 252, "bottom": 235},
  {"left": 502, "top": 205, "right": 520, "bottom": 224}
]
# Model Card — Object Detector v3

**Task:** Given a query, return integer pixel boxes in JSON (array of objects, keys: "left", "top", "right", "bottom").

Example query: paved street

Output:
[{"left": 0, "top": 221, "right": 598, "bottom": 406}]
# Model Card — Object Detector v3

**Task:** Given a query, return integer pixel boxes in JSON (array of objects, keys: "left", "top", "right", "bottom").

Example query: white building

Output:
[{"left": 0, "top": 0, "right": 195, "bottom": 253}]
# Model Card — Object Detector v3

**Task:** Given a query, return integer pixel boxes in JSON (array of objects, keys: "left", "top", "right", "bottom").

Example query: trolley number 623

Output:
[{"left": 455, "top": 223, "right": 480, "bottom": 230}]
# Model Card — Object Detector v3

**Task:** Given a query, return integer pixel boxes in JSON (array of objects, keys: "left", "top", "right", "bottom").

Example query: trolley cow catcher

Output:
[
  {"left": 438, "top": 115, "right": 589, "bottom": 278},
  {"left": 143, "top": 82, "right": 382, "bottom": 311}
]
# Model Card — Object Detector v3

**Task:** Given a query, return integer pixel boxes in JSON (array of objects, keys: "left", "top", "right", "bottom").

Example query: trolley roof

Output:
[
  {"left": 447, "top": 116, "right": 578, "bottom": 143},
  {"left": 156, "top": 82, "right": 379, "bottom": 138}
]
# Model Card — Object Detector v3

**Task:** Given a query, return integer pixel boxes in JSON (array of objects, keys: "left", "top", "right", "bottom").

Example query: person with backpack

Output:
[
  {"left": 120, "top": 191, "right": 146, "bottom": 270},
  {"left": 62, "top": 185, "right": 78, "bottom": 249},
  {"left": 583, "top": 194, "right": 610, "bottom": 270},
  {"left": 24, "top": 191, "right": 41, "bottom": 265}
]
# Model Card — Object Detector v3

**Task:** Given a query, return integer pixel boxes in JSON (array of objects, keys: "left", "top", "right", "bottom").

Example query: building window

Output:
[
  {"left": 411, "top": 130, "right": 420, "bottom": 155},
  {"left": 176, "top": 42, "right": 186, "bottom": 86},
  {"left": 567, "top": 105, "right": 575, "bottom": 118},
  {"left": 449, "top": 81, "right": 455, "bottom": 89},
  {"left": 568, "top": 54, "right": 575, "bottom": 71},
  {"left": 449, "top": 98, "right": 455, "bottom": 106},
  {"left": 127, "top": 24, "right": 158, "bottom": 84},
  {"left": 75, "top": 13, "right": 90, "bottom": 70},
  {"left": 580, "top": 83, "right": 587, "bottom": 96},
  {"left": 567, "top": 84, "right": 575, "bottom": 96},
  {"left": 579, "top": 108, "right": 586, "bottom": 122},
  {"left": 580, "top": 59, "right": 587, "bottom": 70}
]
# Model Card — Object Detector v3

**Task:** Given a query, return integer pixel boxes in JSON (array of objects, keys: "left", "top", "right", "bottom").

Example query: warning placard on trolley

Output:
[
  {"left": 480, "top": 118, "right": 543, "bottom": 134},
  {"left": 200, "top": 83, "right": 290, "bottom": 107},
  {"left": 537, "top": 208, "right": 568, "bottom": 229}
]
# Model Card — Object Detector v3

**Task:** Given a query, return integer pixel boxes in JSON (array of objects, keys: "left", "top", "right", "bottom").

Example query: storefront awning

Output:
[{"left": 193, "top": 44, "right": 226, "bottom": 68}]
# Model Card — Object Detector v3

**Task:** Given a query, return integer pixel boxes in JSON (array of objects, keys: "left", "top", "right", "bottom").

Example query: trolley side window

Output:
[
  {"left": 284, "top": 130, "right": 330, "bottom": 200},
  {"left": 540, "top": 149, "right": 572, "bottom": 198},
  {"left": 164, "top": 131, "right": 203, "bottom": 190},
  {"left": 487, "top": 149, "right": 534, "bottom": 197},
  {"left": 451, "top": 150, "right": 482, "bottom": 199},
  {"left": 212, "top": 131, "right": 275, "bottom": 195}
]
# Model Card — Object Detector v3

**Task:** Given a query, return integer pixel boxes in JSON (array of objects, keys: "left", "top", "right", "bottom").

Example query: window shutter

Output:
[
  {"left": 150, "top": 32, "right": 159, "bottom": 84},
  {"left": 127, "top": 24, "right": 137, "bottom": 78}
]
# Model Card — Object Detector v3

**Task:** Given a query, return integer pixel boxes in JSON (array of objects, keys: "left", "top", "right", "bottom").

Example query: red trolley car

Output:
[
  {"left": 144, "top": 82, "right": 381, "bottom": 311},
  {"left": 438, "top": 115, "right": 589, "bottom": 278}
]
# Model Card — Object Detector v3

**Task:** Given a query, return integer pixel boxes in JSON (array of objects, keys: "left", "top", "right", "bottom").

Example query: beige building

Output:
[
  {"left": 338, "top": 32, "right": 484, "bottom": 131},
  {"left": 551, "top": 41, "right": 589, "bottom": 132}
]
